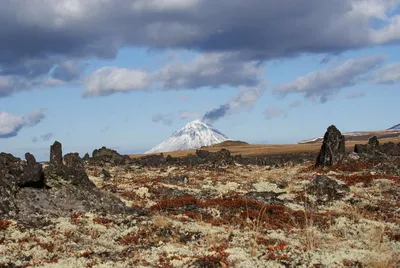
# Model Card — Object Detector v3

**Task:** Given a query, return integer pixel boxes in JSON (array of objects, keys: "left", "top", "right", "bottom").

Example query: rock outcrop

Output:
[
  {"left": 90, "top": 146, "right": 130, "bottom": 165},
  {"left": 315, "top": 125, "right": 345, "bottom": 167},
  {"left": 50, "top": 141, "right": 63, "bottom": 166},
  {"left": 354, "top": 137, "right": 400, "bottom": 156},
  {"left": 354, "top": 136, "right": 380, "bottom": 155},
  {"left": 0, "top": 142, "right": 139, "bottom": 226}
]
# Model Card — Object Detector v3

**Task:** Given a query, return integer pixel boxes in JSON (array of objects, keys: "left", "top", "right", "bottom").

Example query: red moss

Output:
[
  {"left": 34, "top": 238, "right": 55, "bottom": 252},
  {"left": 93, "top": 217, "right": 112, "bottom": 226},
  {"left": 42, "top": 258, "right": 58, "bottom": 264},
  {"left": 193, "top": 243, "right": 231, "bottom": 267},
  {"left": 119, "top": 232, "right": 140, "bottom": 245},
  {"left": 150, "top": 196, "right": 198, "bottom": 210},
  {"left": 336, "top": 173, "right": 400, "bottom": 186},
  {"left": 121, "top": 191, "right": 139, "bottom": 200},
  {"left": 0, "top": 220, "right": 12, "bottom": 230},
  {"left": 86, "top": 260, "right": 98, "bottom": 268},
  {"left": 70, "top": 212, "right": 85, "bottom": 225},
  {"left": 80, "top": 250, "right": 92, "bottom": 258}
]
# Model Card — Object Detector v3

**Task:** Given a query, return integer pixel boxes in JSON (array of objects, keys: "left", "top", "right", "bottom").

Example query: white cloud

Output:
[
  {"left": 26, "top": 109, "right": 46, "bottom": 126},
  {"left": 272, "top": 55, "right": 385, "bottom": 102},
  {"left": 372, "top": 62, "right": 400, "bottom": 84},
  {"left": 0, "top": 109, "right": 46, "bottom": 138},
  {"left": 83, "top": 67, "right": 150, "bottom": 97},
  {"left": 0, "top": 112, "right": 26, "bottom": 138}
]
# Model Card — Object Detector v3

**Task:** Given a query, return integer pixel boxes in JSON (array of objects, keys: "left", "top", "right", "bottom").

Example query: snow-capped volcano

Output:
[
  {"left": 388, "top": 124, "right": 400, "bottom": 130},
  {"left": 145, "top": 120, "right": 230, "bottom": 154}
]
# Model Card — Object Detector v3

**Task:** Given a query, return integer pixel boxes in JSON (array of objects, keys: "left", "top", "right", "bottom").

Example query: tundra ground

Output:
[{"left": 1, "top": 159, "right": 399, "bottom": 267}]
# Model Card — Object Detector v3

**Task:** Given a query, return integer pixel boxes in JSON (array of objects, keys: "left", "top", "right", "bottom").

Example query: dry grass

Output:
[{"left": 130, "top": 136, "right": 400, "bottom": 158}]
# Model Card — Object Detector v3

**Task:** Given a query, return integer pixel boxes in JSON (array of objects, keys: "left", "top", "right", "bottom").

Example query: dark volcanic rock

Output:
[
  {"left": 354, "top": 137, "right": 400, "bottom": 156},
  {"left": 0, "top": 142, "right": 139, "bottom": 225},
  {"left": 136, "top": 154, "right": 165, "bottom": 166},
  {"left": 381, "top": 142, "right": 400, "bottom": 156},
  {"left": 315, "top": 125, "right": 345, "bottom": 167},
  {"left": 91, "top": 146, "right": 130, "bottom": 165},
  {"left": 244, "top": 191, "right": 284, "bottom": 205},
  {"left": 354, "top": 136, "right": 380, "bottom": 154},
  {"left": 64, "top": 153, "right": 84, "bottom": 169},
  {"left": 83, "top": 153, "right": 90, "bottom": 161},
  {"left": 25, "top": 152, "right": 36, "bottom": 167},
  {"left": 0, "top": 152, "right": 44, "bottom": 188},
  {"left": 196, "top": 150, "right": 212, "bottom": 158},
  {"left": 50, "top": 141, "right": 63, "bottom": 166},
  {"left": 307, "top": 175, "right": 350, "bottom": 203}
]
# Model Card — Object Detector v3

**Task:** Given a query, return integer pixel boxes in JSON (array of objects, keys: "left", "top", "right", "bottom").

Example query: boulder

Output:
[
  {"left": 354, "top": 136, "right": 380, "bottom": 154},
  {"left": 91, "top": 146, "right": 129, "bottom": 165},
  {"left": 315, "top": 125, "right": 345, "bottom": 167},
  {"left": 0, "top": 152, "right": 44, "bottom": 188},
  {"left": 380, "top": 142, "right": 400, "bottom": 156},
  {"left": 307, "top": 175, "right": 350, "bottom": 203}
]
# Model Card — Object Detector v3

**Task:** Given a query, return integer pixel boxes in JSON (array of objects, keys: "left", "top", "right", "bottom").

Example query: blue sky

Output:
[{"left": 0, "top": 1, "right": 399, "bottom": 161}]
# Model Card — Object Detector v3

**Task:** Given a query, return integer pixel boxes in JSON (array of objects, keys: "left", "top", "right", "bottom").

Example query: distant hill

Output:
[{"left": 203, "top": 140, "right": 249, "bottom": 148}]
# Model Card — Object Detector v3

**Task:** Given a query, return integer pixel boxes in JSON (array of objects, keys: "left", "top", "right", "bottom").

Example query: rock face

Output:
[
  {"left": 307, "top": 175, "right": 350, "bottom": 203},
  {"left": 0, "top": 141, "right": 137, "bottom": 225},
  {"left": 315, "top": 125, "right": 345, "bottom": 167}
]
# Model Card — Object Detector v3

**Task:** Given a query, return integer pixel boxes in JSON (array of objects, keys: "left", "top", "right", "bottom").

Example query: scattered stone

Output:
[
  {"left": 100, "top": 169, "right": 112, "bottom": 179},
  {"left": 244, "top": 191, "right": 284, "bottom": 205},
  {"left": 164, "top": 174, "right": 189, "bottom": 184},
  {"left": 347, "top": 152, "right": 360, "bottom": 161},
  {"left": 307, "top": 174, "right": 350, "bottom": 203},
  {"left": 315, "top": 125, "right": 345, "bottom": 167}
]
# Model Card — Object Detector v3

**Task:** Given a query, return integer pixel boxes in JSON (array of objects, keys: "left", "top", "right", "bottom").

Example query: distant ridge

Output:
[{"left": 299, "top": 129, "right": 400, "bottom": 144}]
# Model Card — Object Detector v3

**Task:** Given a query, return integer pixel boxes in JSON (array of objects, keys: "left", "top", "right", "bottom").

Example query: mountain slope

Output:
[
  {"left": 146, "top": 120, "right": 230, "bottom": 153},
  {"left": 388, "top": 124, "right": 400, "bottom": 130}
]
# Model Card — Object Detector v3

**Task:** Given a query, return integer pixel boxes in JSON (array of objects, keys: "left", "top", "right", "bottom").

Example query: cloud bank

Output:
[
  {"left": 0, "top": 0, "right": 399, "bottom": 97},
  {"left": 272, "top": 56, "right": 385, "bottom": 102}
]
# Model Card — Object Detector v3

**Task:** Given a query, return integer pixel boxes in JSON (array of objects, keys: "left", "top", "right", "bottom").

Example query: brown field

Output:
[{"left": 131, "top": 137, "right": 400, "bottom": 158}]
